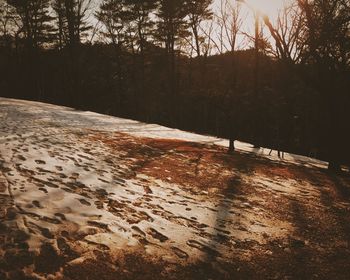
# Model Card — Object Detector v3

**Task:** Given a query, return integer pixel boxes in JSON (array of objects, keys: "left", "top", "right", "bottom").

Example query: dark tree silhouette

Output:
[
  {"left": 297, "top": 0, "right": 350, "bottom": 171},
  {"left": 156, "top": 0, "right": 188, "bottom": 93},
  {"left": 7, "top": 0, "right": 54, "bottom": 50},
  {"left": 186, "top": 0, "right": 212, "bottom": 58},
  {"left": 62, "top": 0, "right": 92, "bottom": 50}
]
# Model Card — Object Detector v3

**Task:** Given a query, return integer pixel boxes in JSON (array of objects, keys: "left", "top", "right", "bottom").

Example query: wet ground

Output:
[{"left": 0, "top": 98, "right": 350, "bottom": 279}]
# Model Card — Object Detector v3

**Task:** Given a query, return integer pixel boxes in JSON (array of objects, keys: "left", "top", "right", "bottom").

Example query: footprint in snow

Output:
[
  {"left": 17, "top": 155, "right": 26, "bottom": 161},
  {"left": 186, "top": 239, "right": 220, "bottom": 256},
  {"left": 147, "top": 228, "right": 168, "bottom": 242},
  {"left": 70, "top": 173, "right": 79, "bottom": 180},
  {"left": 132, "top": 226, "right": 146, "bottom": 236},
  {"left": 78, "top": 199, "right": 91, "bottom": 206},
  {"left": 38, "top": 187, "right": 48, "bottom": 193},
  {"left": 171, "top": 246, "right": 189, "bottom": 259},
  {"left": 32, "top": 200, "right": 43, "bottom": 208},
  {"left": 55, "top": 166, "right": 63, "bottom": 171},
  {"left": 54, "top": 213, "right": 66, "bottom": 221}
]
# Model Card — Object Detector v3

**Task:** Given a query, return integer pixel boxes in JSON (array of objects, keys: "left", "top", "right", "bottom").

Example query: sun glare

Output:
[{"left": 244, "top": 0, "right": 285, "bottom": 17}]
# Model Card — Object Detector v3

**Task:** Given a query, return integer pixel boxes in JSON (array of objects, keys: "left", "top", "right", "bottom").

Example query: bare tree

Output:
[
  {"left": 262, "top": 1, "right": 307, "bottom": 64},
  {"left": 200, "top": 19, "right": 214, "bottom": 57},
  {"left": 213, "top": 0, "right": 243, "bottom": 54},
  {"left": 210, "top": 0, "right": 244, "bottom": 153}
]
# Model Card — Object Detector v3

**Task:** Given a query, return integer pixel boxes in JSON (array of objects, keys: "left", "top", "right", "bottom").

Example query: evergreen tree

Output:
[
  {"left": 156, "top": 0, "right": 189, "bottom": 93},
  {"left": 52, "top": 0, "right": 67, "bottom": 49},
  {"left": 96, "top": 0, "right": 126, "bottom": 48},
  {"left": 63, "top": 0, "right": 92, "bottom": 50},
  {"left": 0, "top": 0, "right": 19, "bottom": 47},
  {"left": 124, "top": 0, "right": 158, "bottom": 56},
  {"left": 185, "top": 0, "right": 212, "bottom": 57},
  {"left": 156, "top": 0, "right": 188, "bottom": 57},
  {"left": 297, "top": 0, "right": 350, "bottom": 171},
  {"left": 7, "top": 0, "right": 54, "bottom": 50}
]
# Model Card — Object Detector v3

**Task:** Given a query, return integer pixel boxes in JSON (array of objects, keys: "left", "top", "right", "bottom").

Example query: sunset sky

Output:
[
  {"left": 89, "top": 0, "right": 290, "bottom": 51},
  {"left": 210, "top": 0, "right": 289, "bottom": 50},
  {"left": 234, "top": 0, "right": 287, "bottom": 18}
]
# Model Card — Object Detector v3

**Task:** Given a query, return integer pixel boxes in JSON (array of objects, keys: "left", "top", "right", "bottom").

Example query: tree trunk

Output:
[{"left": 228, "top": 138, "right": 235, "bottom": 153}]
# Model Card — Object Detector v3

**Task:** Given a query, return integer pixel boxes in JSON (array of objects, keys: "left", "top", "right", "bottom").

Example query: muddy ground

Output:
[{"left": 0, "top": 98, "right": 350, "bottom": 279}]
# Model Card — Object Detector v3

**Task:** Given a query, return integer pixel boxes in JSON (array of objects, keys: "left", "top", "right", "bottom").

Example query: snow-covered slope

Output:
[{"left": 0, "top": 97, "right": 349, "bottom": 280}]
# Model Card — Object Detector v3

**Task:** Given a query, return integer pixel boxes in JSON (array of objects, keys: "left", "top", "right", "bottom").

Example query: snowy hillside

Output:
[{"left": 0, "top": 98, "right": 349, "bottom": 280}]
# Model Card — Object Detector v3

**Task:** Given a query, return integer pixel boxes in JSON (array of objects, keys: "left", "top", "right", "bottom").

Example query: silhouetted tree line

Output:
[{"left": 0, "top": 0, "right": 349, "bottom": 171}]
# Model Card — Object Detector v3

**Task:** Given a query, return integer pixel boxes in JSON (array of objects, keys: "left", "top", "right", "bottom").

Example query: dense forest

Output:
[{"left": 0, "top": 0, "right": 349, "bottom": 170}]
